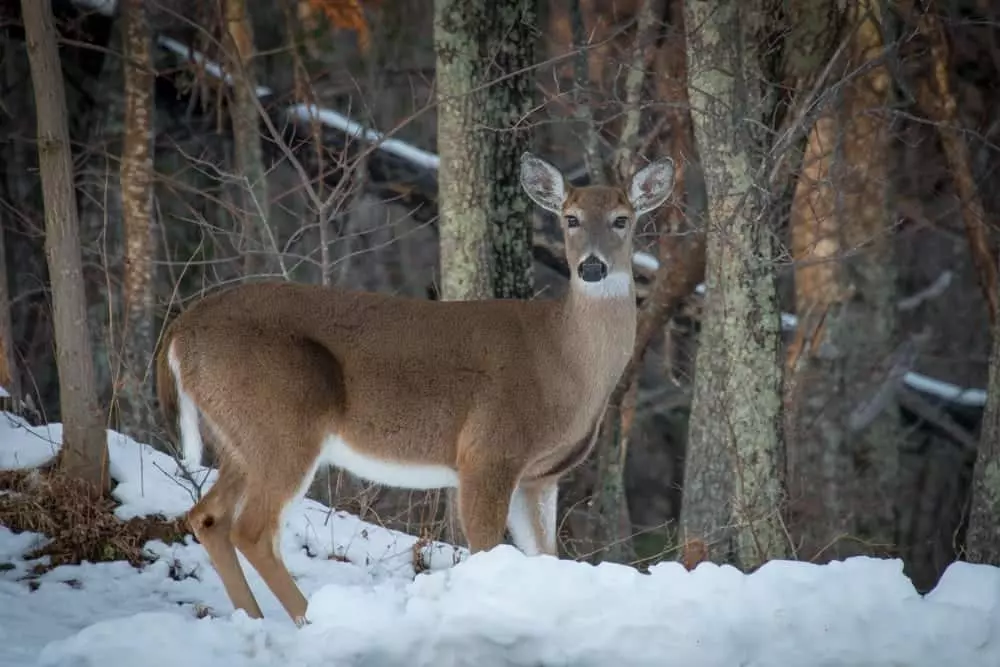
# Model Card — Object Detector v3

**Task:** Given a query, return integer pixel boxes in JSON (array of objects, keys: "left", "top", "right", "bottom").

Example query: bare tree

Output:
[
  {"left": 224, "top": 0, "right": 273, "bottom": 279},
  {"left": 679, "top": 0, "right": 788, "bottom": 568},
  {"left": 21, "top": 0, "right": 109, "bottom": 494},
  {"left": 118, "top": 0, "right": 157, "bottom": 445},
  {"left": 784, "top": 0, "right": 901, "bottom": 562}
]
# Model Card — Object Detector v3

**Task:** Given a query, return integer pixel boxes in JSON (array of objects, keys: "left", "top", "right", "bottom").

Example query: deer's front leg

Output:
[
  {"left": 506, "top": 479, "right": 558, "bottom": 556},
  {"left": 458, "top": 456, "right": 520, "bottom": 553}
]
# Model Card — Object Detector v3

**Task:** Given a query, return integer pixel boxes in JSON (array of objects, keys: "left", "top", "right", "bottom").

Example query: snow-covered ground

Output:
[{"left": 2, "top": 410, "right": 1000, "bottom": 666}]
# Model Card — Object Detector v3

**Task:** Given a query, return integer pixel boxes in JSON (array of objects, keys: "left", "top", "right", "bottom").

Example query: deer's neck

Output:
[{"left": 552, "top": 272, "right": 637, "bottom": 395}]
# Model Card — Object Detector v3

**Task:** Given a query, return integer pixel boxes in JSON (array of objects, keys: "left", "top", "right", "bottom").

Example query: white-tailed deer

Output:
[{"left": 155, "top": 152, "right": 674, "bottom": 625}]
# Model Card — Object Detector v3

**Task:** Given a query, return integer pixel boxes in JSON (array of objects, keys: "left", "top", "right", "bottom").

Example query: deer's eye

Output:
[
  {"left": 565, "top": 215, "right": 580, "bottom": 228},
  {"left": 612, "top": 216, "right": 629, "bottom": 230}
]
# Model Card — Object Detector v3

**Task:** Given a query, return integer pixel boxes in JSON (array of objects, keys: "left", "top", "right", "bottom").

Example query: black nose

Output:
[{"left": 577, "top": 255, "right": 608, "bottom": 283}]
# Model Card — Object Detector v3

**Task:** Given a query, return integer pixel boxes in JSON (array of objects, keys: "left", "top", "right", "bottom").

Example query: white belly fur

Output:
[{"left": 319, "top": 435, "right": 459, "bottom": 490}]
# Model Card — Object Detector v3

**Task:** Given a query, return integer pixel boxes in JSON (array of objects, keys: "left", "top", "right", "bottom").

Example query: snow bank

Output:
[
  {"left": 3, "top": 409, "right": 1000, "bottom": 666},
  {"left": 25, "top": 547, "right": 1000, "bottom": 667}
]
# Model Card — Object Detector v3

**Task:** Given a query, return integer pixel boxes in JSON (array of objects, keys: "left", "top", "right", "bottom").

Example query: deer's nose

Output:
[{"left": 577, "top": 254, "right": 608, "bottom": 283}]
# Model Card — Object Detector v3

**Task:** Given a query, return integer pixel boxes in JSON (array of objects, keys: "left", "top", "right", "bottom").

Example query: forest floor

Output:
[{"left": 1, "top": 406, "right": 999, "bottom": 666}]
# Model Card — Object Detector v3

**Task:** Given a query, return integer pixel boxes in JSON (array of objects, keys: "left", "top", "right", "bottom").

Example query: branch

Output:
[
  {"left": 569, "top": 0, "right": 604, "bottom": 184},
  {"left": 610, "top": 0, "right": 665, "bottom": 182},
  {"left": 910, "top": 3, "right": 998, "bottom": 325}
]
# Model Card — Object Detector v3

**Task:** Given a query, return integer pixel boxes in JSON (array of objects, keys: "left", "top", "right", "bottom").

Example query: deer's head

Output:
[{"left": 520, "top": 152, "right": 675, "bottom": 295}]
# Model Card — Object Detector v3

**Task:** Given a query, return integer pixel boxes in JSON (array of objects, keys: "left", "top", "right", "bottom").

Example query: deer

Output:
[{"left": 155, "top": 151, "right": 675, "bottom": 626}]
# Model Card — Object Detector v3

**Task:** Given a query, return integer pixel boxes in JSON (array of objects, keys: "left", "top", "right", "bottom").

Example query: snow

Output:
[
  {"left": 0, "top": 413, "right": 62, "bottom": 470},
  {"left": 286, "top": 104, "right": 442, "bottom": 172},
  {"left": 2, "top": 407, "right": 1000, "bottom": 665},
  {"left": 71, "top": 0, "right": 116, "bottom": 16}
]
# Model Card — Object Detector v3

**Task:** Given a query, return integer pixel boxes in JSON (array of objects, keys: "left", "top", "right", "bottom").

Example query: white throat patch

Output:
[{"left": 573, "top": 272, "right": 633, "bottom": 299}]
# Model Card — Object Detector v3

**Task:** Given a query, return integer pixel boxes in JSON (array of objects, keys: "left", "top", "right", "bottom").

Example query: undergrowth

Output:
[{"left": 0, "top": 468, "right": 188, "bottom": 572}]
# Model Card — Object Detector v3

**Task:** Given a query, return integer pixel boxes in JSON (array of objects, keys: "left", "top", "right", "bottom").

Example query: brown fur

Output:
[{"left": 154, "top": 153, "right": 674, "bottom": 624}]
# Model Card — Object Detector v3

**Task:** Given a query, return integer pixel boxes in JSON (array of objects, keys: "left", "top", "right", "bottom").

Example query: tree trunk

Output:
[
  {"left": 434, "top": 0, "right": 494, "bottom": 302},
  {"left": 225, "top": 0, "right": 272, "bottom": 279},
  {"left": 679, "top": 0, "right": 788, "bottom": 569},
  {"left": 967, "top": 288, "right": 1000, "bottom": 563},
  {"left": 21, "top": 0, "right": 109, "bottom": 494},
  {"left": 784, "top": 0, "right": 901, "bottom": 563},
  {"left": 118, "top": 0, "right": 157, "bottom": 446},
  {"left": 487, "top": 0, "right": 536, "bottom": 300}
]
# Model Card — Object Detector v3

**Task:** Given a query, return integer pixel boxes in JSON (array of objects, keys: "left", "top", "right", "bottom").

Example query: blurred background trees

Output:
[{"left": 1, "top": 0, "right": 999, "bottom": 590}]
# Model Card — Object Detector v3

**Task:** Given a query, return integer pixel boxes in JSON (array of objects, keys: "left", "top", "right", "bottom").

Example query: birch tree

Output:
[{"left": 679, "top": 0, "right": 787, "bottom": 568}]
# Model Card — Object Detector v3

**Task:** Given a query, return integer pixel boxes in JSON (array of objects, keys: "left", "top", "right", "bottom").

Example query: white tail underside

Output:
[{"left": 167, "top": 342, "right": 204, "bottom": 472}]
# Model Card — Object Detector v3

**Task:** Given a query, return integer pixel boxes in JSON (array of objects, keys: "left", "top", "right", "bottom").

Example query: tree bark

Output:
[
  {"left": 434, "top": 0, "right": 493, "bottom": 302},
  {"left": 435, "top": 0, "right": 537, "bottom": 302},
  {"left": 487, "top": 0, "right": 536, "bottom": 300},
  {"left": 225, "top": 0, "right": 273, "bottom": 279},
  {"left": 679, "top": 0, "right": 788, "bottom": 569},
  {"left": 967, "top": 286, "right": 1000, "bottom": 563},
  {"left": 21, "top": 0, "right": 109, "bottom": 494},
  {"left": 785, "top": 0, "right": 901, "bottom": 562},
  {"left": 119, "top": 0, "right": 157, "bottom": 446}
]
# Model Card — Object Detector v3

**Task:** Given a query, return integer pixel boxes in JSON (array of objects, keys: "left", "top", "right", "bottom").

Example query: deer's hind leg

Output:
[
  {"left": 227, "top": 439, "right": 325, "bottom": 626},
  {"left": 506, "top": 477, "right": 559, "bottom": 556},
  {"left": 187, "top": 462, "right": 262, "bottom": 619}
]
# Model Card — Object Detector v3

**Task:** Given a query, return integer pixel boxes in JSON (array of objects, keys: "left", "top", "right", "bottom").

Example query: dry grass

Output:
[{"left": 0, "top": 468, "right": 189, "bottom": 572}]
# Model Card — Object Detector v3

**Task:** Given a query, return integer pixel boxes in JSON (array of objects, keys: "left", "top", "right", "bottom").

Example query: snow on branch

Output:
[
  {"left": 157, "top": 35, "right": 273, "bottom": 99},
  {"left": 71, "top": 0, "right": 117, "bottom": 16},
  {"left": 285, "top": 104, "right": 440, "bottom": 172},
  {"left": 151, "top": 28, "right": 986, "bottom": 409}
]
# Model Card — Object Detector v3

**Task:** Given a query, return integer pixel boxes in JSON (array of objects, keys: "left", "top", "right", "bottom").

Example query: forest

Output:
[{"left": 0, "top": 0, "right": 999, "bottom": 605}]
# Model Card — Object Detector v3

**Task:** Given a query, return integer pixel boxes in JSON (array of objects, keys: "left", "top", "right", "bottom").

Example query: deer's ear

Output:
[
  {"left": 629, "top": 157, "right": 675, "bottom": 217},
  {"left": 520, "top": 152, "right": 567, "bottom": 214}
]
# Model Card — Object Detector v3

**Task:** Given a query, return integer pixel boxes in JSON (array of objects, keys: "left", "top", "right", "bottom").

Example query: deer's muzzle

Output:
[{"left": 577, "top": 255, "right": 609, "bottom": 283}]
